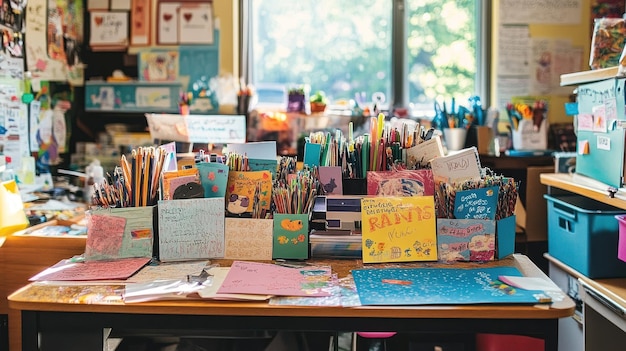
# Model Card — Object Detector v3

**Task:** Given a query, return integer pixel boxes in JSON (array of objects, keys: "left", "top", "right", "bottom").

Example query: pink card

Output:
[
  {"left": 85, "top": 214, "right": 126, "bottom": 259},
  {"left": 318, "top": 166, "right": 343, "bottom": 195},
  {"left": 29, "top": 257, "right": 151, "bottom": 281},
  {"left": 217, "top": 261, "right": 331, "bottom": 297},
  {"left": 367, "top": 169, "right": 435, "bottom": 196}
]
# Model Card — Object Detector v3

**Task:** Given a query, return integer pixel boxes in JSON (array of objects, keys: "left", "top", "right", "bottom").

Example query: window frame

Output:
[{"left": 239, "top": 0, "right": 492, "bottom": 114}]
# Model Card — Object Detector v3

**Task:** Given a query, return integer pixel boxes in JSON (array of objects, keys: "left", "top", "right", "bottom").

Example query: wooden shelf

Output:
[
  {"left": 560, "top": 66, "right": 621, "bottom": 86},
  {"left": 540, "top": 173, "right": 626, "bottom": 210}
]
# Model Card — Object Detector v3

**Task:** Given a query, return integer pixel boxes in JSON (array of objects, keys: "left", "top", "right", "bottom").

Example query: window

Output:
[{"left": 243, "top": 0, "right": 489, "bottom": 118}]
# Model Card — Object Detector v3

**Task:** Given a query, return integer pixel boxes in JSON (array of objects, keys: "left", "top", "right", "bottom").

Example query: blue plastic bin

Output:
[{"left": 545, "top": 194, "right": 626, "bottom": 278}]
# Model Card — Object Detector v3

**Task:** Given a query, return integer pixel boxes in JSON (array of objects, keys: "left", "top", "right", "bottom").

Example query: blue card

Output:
[
  {"left": 352, "top": 266, "right": 547, "bottom": 305},
  {"left": 453, "top": 186, "right": 499, "bottom": 220},
  {"left": 303, "top": 142, "right": 321, "bottom": 167}
]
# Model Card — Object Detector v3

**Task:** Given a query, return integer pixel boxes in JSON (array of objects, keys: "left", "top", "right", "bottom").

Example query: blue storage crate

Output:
[{"left": 545, "top": 194, "right": 626, "bottom": 278}]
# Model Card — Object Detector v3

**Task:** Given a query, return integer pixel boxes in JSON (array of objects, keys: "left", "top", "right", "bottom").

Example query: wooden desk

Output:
[{"left": 9, "top": 254, "right": 574, "bottom": 351}]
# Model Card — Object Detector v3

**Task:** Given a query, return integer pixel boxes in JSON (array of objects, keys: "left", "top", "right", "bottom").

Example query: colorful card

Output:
[
  {"left": 196, "top": 162, "right": 229, "bottom": 198},
  {"left": 429, "top": 146, "right": 482, "bottom": 184},
  {"left": 361, "top": 196, "right": 437, "bottom": 263},
  {"left": 247, "top": 158, "right": 278, "bottom": 179},
  {"left": 272, "top": 213, "right": 309, "bottom": 260},
  {"left": 319, "top": 166, "right": 343, "bottom": 195},
  {"left": 437, "top": 218, "right": 496, "bottom": 261},
  {"left": 217, "top": 261, "right": 331, "bottom": 297},
  {"left": 453, "top": 186, "right": 499, "bottom": 220},
  {"left": 157, "top": 198, "right": 225, "bottom": 261},
  {"left": 162, "top": 168, "right": 203, "bottom": 200},
  {"left": 406, "top": 135, "right": 445, "bottom": 169},
  {"left": 352, "top": 266, "right": 547, "bottom": 305},
  {"left": 225, "top": 171, "right": 272, "bottom": 217},
  {"left": 366, "top": 169, "right": 435, "bottom": 196},
  {"left": 85, "top": 207, "right": 154, "bottom": 261},
  {"left": 131, "top": 0, "right": 151, "bottom": 45},
  {"left": 224, "top": 218, "right": 273, "bottom": 260},
  {"left": 139, "top": 51, "right": 179, "bottom": 81},
  {"left": 89, "top": 11, "right": 129, "bottom": 47}
]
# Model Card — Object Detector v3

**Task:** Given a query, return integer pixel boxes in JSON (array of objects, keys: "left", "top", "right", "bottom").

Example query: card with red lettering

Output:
[{"left": 360, "top": 196, "right": 437, "bottom": 263}]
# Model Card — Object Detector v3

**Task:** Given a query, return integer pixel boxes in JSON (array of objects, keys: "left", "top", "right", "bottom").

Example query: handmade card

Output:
[
  {"left": 224, "top": 218, "right": 273, "bottom": 260},
  {"left": 247, "top": 158, "right": 278, "bottom": 179},
  {"left": 436, "top": 218, "right": 496, "bottom": 261},
  {"left": 178, "top": 2, "right": 214, "bottom": 44},
  {"left": 429, "top": 146, "right": 482, "bottom": 184},
  {"left": 139, "top": 51, "right": 179, "bottom": 82},
  {"left": 319, "top": 166, "right": 343, "bottom": 195},
  {"left": 352, "top": 266, "right": 549, "bottom": 305},
  {"left": 406, "top": 135, "right": 445, "bottom": 169},
  {"left": 198, "top": 267, "right": 272, "bottom": 300},
  {"left": 89, "top": 11, "right": 129, "bottom": 48},
  {"left": 157, "top": 198, "right": 225, "bottom": 261},
  {"left": 162, "top": 168, "right": 202, "bottom": 200},
  {"left": 273, "top": 213, "right": 309, "bottom": 260},
  {"left": 366, "top": 169, "right": 435, "bottom": 196},
  {"left": 196, "top": 162, "right": 229, "bottom": 198},
  {"left": 361, "top": 196, "right": 437, "bottom": 263},
  {"left": 453, "top": 186, "right": 499, "bottom": 220},
  {"left": 217, "top": 261, "right": 331, "bottom": 297},
  {"left": 157, "top": 1, "right": 179, "bottom": 44},
  {"left": 225, "top": 171, "right": 272, "bottom": 217},
  {"left": 85, "top": 207, "right": 154, "bottom": 261},
  {"left": 130, "top": 0, "right": 151, "bottom": 45},
  {"left": 441, "top": 215, "right": 516, "bottom": 261}
]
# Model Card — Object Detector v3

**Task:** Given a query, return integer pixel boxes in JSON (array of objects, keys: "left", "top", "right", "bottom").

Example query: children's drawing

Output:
[{"left": 139, "top": 51, "right": 179, "bottom": 81}]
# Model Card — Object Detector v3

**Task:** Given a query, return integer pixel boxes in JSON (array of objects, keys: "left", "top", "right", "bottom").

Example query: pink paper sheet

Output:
[
  {"left": 29, "top": 257, "right": 151, "bottom": 281},
  {"left": 217, "top": 261, "right": 331, "bottom": 297}
]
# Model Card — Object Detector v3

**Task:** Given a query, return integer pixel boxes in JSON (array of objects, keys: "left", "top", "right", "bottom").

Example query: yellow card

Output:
[{"left": 361, "top": 196, "right": 437, "bottom": 263}]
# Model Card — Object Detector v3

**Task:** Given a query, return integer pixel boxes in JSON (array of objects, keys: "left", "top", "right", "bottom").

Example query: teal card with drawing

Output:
[
  {"left": 272, "top": 213, "right": 309, "bottom": 260},
  {"left": 196, "top": 162, "right": 229, "bottom": 198}
]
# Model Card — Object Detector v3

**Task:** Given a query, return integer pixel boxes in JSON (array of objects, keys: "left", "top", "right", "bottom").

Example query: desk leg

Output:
[
  {"left": 545, "top": 320, "right": 558, "bottom": 351},
  {"left": 21, "top": 311, "right": 38, "bottom": 351}
]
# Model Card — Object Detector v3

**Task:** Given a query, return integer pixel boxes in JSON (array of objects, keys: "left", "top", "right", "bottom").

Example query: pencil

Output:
[
  {"left": 131, "top": 149, "right": 138, "bottom": 207},
  {"left": 141, "top": 147, "right": 151, "bottom": 206}
]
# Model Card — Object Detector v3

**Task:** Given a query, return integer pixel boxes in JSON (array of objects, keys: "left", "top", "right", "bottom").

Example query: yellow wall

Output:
[
  {"left": 213, "top": 1, "right": 238, "bottom": 78},
  {"left": 491, "top": 0, "right": 591, "bottom": 124}
]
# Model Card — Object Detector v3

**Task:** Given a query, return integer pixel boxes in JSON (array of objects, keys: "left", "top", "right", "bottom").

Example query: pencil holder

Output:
[
  {"left": 272, "top": 213, "right": 310, "bottom": 260},
  {"left": 511, "top": 119, "right": 548, "bottom": 150}
]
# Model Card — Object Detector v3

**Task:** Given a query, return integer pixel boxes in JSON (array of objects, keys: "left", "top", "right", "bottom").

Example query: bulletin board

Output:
[{"left": 493, "top": 0, "right": 590, "bottom": 125}]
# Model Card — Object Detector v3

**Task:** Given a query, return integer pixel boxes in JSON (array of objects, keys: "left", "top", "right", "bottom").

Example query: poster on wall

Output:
[
  {"left": 157, "top": 0, "right": 213, "bottom": 45},
  {"left": 26, "top": 0, "right": 86, "bottom": 88},
  {"left": 89, "top": 11, "right": 129, "bottom": 49}
]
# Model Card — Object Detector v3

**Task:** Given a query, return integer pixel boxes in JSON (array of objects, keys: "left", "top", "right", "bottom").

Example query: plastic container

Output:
[
  {"left": 545, "top": 194, "right": 626, "bottom": 278},
  {"left": 615, "top": 215, "right": 626, "bottom": 263}
]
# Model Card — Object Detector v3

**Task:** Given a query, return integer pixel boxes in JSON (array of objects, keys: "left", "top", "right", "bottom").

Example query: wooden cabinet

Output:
[
  {"left": 0, "top": 225, "right": 86, "bottom": 351},
  {"left": 541, "top": 173, "right": 626, "bottom": 351}
]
